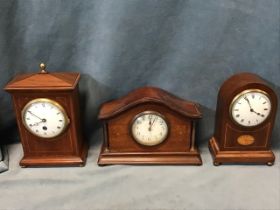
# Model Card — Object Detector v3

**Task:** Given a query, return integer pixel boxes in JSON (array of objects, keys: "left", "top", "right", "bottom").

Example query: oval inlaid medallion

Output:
[{"left": 237, "top": 135, "right": 255, "bottom": 146}]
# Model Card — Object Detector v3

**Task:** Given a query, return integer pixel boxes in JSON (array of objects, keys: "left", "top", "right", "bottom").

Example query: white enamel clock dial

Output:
[
  {"left": 131, "top": 111, "right": 168, "bottom": 146},
  {"left": 230, "top": 90, "right": 271, "bottom": 127},
  {"left": 22, "top": 98, "right": 69, "bottom": 138}
]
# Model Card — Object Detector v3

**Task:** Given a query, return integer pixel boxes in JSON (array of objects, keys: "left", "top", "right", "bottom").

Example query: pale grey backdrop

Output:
[{"left": 0, "top": 1, "right": 279, "bottom": 210}]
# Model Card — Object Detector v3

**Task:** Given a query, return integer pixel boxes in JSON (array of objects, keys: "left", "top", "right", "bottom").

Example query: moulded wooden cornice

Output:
[
  {"left": 99, "top": 86, "right": 202, "bottom": 120},
  {"left": 4, "top": 72, "right": 80, "bottom": 91}
]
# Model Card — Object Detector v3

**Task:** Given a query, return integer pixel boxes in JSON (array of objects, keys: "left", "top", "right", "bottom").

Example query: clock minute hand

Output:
[
  {"left": 148, "top": 116, "right": 157, "bottom": 131},
  {"left": 150, "top": 117, "right": 157, "bottom": 129},
  {"left": 27, "top": 111, "right": 44, "bottom": 121},
  {"left": 243, "top": 97, "right": 265, "bottom": 117},
  {"left": 244, "top": 96, "right": 253, "bottom": 110}
]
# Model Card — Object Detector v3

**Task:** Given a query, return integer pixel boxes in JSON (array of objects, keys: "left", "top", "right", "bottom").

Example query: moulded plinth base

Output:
[
  {"left": 20, "top": 143, "right": 88, "bottom": 167},
  {"left": 209, "top": 137, "right": 275, "bottom": 166},
  {"left": 98, "top": 144, "right": 202, "bottom": 166}
]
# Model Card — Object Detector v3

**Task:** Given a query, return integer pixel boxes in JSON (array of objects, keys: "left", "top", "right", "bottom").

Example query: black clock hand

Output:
[
  {"left": 244, "top": 96, "right": 253, "bottom": 111},
  {"left": 148, "top": 116, "right": 152, "bottom": 131},
  {"left": 148, "top": 117, "right": 158, "bottom": 132},
  {"left": 243, "top": 97, "right": 265, "bottom": 117},
  {"left": 27, "top": 111, "right": 43, "bottom": 120},
  {"left": 27, "top": 111, "right": 46, "bottom": 122},
  {"left": 150, "top": 117, "right": 157, "bottom": 128},
  {"left": 252, "top": 110, "right": 265, "bottom": 117},
  {"left": 31, "top": 121, "right": 45, "bottom": 126}
]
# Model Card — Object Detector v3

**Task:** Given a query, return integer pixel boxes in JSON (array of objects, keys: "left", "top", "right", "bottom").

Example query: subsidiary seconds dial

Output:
[
  {"left": 131, "top": 111, "right": 168, "bottom": 146},
  {"left": 22, "top": 98, "right": 70, "bottom": 138},
  {"left": 230, "top": 89, "right": 271, "bottom": 127}
]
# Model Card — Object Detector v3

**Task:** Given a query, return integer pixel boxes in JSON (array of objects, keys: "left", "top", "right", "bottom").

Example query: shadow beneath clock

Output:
[
  {"left": 196, "top": 105, "right": 216, "bottom": 149},
  {"left": 78, "top": 74, "right": 114, "bottom": 147}
]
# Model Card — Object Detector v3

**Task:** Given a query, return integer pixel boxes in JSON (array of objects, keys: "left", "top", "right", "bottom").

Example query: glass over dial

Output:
[
  {"left": 230, "top": 90, "right": 271, "bottom": 127},
  {"left": 131, "top": 111, "right": 168, "bottom": 146},
  {"left": 22, "top": 98, "right": 70, "bottom": 138}
]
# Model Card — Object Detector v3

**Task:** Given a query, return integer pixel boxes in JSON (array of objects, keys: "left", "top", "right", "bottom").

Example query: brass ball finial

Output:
[{"left": 39, "top": 63, "right": 48, "bottom": 74}]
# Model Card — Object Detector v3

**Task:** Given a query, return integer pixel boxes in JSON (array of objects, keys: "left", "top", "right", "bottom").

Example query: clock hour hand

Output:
[
  {"left": 252, "top": 109, "right": 265, "bottom": 117},
  {"left": 31, "top": 121, "right": 45, "bottom": 126},
  {"left": 148, "top": 116, "right": 152, "bottom": 131}
]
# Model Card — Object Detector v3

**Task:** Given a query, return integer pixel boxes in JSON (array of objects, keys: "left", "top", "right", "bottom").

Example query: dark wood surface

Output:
[
  {"left": 4, "top": 69, "right": 87, "bottom": 167},
  {"left": 209, "top": 137, "right": 274, "bottom": 166},
  {"left": 98, "top": 87, "right": 202, "bottom": 165},
  {"left": 99, "top": 86, "right": 202, "bottom": 120},
  {"left": 209, "top": 72, "right": 277, "bottom": 165},
  {"left": 5, "top": 72, "right": 80, "bottom": 90}
]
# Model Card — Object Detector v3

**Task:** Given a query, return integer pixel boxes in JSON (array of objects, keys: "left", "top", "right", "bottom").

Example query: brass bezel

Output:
[
  {"left": 229, "top": 89, "right": 272, "bottom": 127},
  {"left": 130, "top": 111, "right": 169, "bottom": 146},
  {"left": 21, "top": 98, "right": 70, "bottom": 139}
]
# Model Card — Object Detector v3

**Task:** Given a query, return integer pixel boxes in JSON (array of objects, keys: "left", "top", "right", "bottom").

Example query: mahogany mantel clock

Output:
[
  {"left": 98, "top": 87, "right": 202, "bottom": 165},
  {"left": 209, "top": 72, "right": 278, "bottom": 166},
  {"left": 4, "top": 63, "right": 87, "bottom": 167}
]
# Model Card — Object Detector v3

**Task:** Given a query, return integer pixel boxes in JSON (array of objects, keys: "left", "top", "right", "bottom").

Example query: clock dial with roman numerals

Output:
[
  {"left": 22, "top": 98, "right": 70, "bottom": 138},
  {"left": 131, "top": 111, "right": 168, "bottom": 146},
  {"left": 230, "top": 90, "right": 271, "bottom": 127}
]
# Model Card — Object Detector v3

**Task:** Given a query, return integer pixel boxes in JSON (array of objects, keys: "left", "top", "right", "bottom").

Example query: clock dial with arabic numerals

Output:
[
  {"left": 230, "top": 90, "right": 271, "bottom": 127},
  {"left": 131, "top": 111, "right": 168, "bottom": 146},
  {"left": 22, "top": 98, "right": 70, "bottom": 138}
]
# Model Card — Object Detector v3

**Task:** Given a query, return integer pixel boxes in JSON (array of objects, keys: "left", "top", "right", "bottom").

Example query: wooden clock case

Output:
[
  {"left": 98, "top": 87, "right": 202, "bottom": 165},
  {"left": 4, "top": 65, "right": 88, "bottom": 167},
  {"left": 209, "top": 72, "right": 278, "bottom": 165}
]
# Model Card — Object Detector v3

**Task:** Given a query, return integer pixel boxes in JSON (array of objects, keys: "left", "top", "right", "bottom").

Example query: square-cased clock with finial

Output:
[
  {"left": 97, "top": 87, "right": 202, "bottom": 165},
  {"left": 4, "top": 63, "right": 88, "bottom": 167},
  {"left": 209, "top": 72, "right": 278, "bottom": 166}
]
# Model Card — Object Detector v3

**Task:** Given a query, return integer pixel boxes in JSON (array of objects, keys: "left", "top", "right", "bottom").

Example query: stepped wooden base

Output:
[
  {"left": 20, "top": 143, "right": 88, "bottom": 167},
  {"left": 209, "top": 137, "right": 275, "bottom": 166},
  {"left": 98, "top": 144, "right": 202, "bottom": 166}
]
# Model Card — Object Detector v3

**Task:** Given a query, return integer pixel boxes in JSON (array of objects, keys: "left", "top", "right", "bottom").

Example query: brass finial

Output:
[{"left": 39, "top": 63, "right": 48, "bottom": 74}]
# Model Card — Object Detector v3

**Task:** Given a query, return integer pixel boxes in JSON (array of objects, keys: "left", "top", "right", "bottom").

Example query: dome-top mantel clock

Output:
[
  {"left": 209, "top": 72, "right": 278, "bottom": 166},
  {"left": 4, "top": 63, "right": 88, "bottom": 167}
]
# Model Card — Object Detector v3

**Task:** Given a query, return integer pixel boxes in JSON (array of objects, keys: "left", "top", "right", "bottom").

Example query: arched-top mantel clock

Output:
[
  {"left": 209, "top": 72, "right": 278, "bottom": 166},
  {"left": 98, "top": 87, "right": 202, "bottom": 165}
]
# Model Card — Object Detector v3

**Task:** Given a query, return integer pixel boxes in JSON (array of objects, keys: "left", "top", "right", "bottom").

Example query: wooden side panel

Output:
[
  {"left": 70, "top": 87, "right": 86, "bottom": 154},
  {"left": 107, "top": 103, "right": 192, "bottom": 152}
]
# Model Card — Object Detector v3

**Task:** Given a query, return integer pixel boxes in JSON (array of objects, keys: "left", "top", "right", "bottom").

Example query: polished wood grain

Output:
[
  {"left": 209, "top": 137, "right": 274, "bottom": 166},
  {"left": 209, "top": 72, "right": 277, "bottom": 166},
  {"left": 99, "top": 86, "right": 201, "bottom": 119},
  {"left": 4, "top": 67, "right": 87, "bottom": 167},
  {"left": 98, "top": 87, "right": 202, "bottom": 165},
  {"left": 5, "top": 72, "right": 80, "bottom": 90}
]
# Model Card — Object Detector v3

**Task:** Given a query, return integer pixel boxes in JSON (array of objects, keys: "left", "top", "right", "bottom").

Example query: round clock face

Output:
[
  {"left": 230, "top": 89, "right": 271, "bottom": 127},
  {"left": 22, "top": 98, "right": 70, "bottom": 138},
  {"left": 131, "top": 111, "right": 168, "bottom": 146}
]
